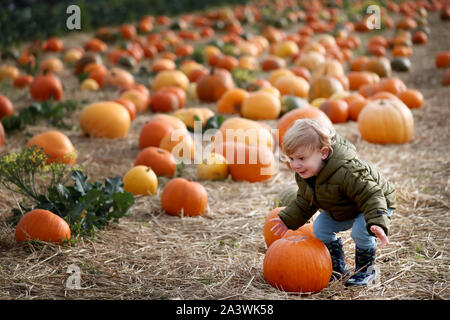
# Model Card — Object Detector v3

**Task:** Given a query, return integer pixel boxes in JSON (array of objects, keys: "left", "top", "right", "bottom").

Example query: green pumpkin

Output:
[
  {"left": 391, "top": 57, "right": 411, "bottom": 72},
  {"left": 280, "top": 95, "right": 309, "bottom": 116}
]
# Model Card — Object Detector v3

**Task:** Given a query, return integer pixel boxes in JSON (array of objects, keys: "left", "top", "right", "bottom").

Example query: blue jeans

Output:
[{"left": 313, "top": 210, "right": 393, "bottom": 250}]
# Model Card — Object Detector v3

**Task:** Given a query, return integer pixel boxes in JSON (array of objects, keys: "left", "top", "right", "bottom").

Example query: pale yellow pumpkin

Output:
[
  {"left": 123, "top": 165, "right": 158, "bottom": 196},
  {"left": 79, "top": 101, "right": 131, "bottom": 138},
  {"left": 197, "top": 153, "right": 229, "bottom": 180},
  {"left": 151, "top": 70, "right": 189, "bottom": 92},
  {"left": 241, "top": 91, "right": 281, "bottom": 120}
]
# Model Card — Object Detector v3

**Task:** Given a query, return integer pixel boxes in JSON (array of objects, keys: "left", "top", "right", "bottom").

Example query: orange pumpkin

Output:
[
  {"left": 216, "top": 55, "right": 239, "bottom": 71},
  {"left": 42, "top": 37, "right": 64, "bottom": 52},
  {"left": 150, "top": 90, "right": 180, "bottom": 113},
  {"left": 0, "top": 95, "right": 14, "bottom": 120},
  {"left": 217, "top": 88, "right": 249, "bottom": 114},
  {"left": 263, "top": 233, "right": 332, "bottom": 293},
  {"left": 114, "top": 98, "right": 137, "bottom": 121},
  {"left": 319, "top": 99, "right": 349, "bottom": 123},
  {"left": 151, "top": 70, "right": 189, "bottom": 92},
  {"left": 375, "top": 77, "right": 407, "bottom": 95},
  {"left": 212, "top": 141, "right": 275, "bottom": 183},
  {"left": 13, "top": 74, "right": 34, "bottom": 89},
  {"left": 159, "top": 129, "right": 194, "bottom": 161},
  {"left": 104, "top": 68, "right": 135, "bottom": 89},
  {"left": 39, "top": 57, "right": 64, "bottom": 74},
  {"left": 277, "top": 107, "right": 333, "bottom": 146},
  {"left": 392, "top": 45, "right": 413, "bottom": 58},
  {"left": 26, "top": 130, "right": 77, "bottom": 164},
  {"left": 151, "top": 58, "right": 176, "bottom": 73},
  {"left": 119, "top": 89, "right": 149, "bottom": 113},
  {"left": 29, "top": 73, "right": 63, "bottom": 102},
  {"left": 139, "top": 115, "right": 186, "bottom": 149},
  {"left": 120, "top": 24, "right": 137, "bottom": 39},
  {"left": 435, "top": 52, "right": 450, "bottom": 68},
  {"left": 397, "top": 89, "right": 424, "bottom": 109},
  {"left": 216, "top": 117, "right": 275, "bottom": 151},
  {"left": 443, "top": 69, "right": 450, "bottom": 86},
  {"left": 134, "top": 147, "right": 176, "bottom": 177},
  {"left": 358, "top": 99, "right": 414, "bottom": 144},
  {"left": 15, "top": 209, "right": 71, "bottom": 243},
  {"left": 347, "top": 71, "right": 377, "bottom": 91},
  {"left": 264, "top": 207, "right": 286, "bottom": 248},
  {"left": 196, "top": 68, "right": 235, "bottom": 102},
  {"left": 161, "top": 178, "right": 208, "bottom": 216},
  {"left": 348, "top": 99, "right": 369, "bottom": 121},
  {"left": 274, "top": 75, "right": 309, "bottom": 98},
  {"left": 261, "top": 55, "right": 286, "bottom": 71},
  {"left": 84, "top": 38, "right": 107, "bottom": 52}
]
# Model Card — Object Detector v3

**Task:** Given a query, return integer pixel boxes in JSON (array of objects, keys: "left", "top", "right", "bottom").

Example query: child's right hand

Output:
[{"left": 269, "top": 217, "right": 288, "bottom": 236}]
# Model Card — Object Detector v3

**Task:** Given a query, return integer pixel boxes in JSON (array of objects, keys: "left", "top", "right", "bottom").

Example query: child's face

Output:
[{"left": 288, "top": 145, "right": 330, "bottom": 179}]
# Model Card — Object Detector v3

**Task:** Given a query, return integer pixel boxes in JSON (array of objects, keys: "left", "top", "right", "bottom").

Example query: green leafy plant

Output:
[
  {"left": 0, "top": 147, "right": 134, "bottom": 236},
  {"left": 1, "top": 99, "right": 79, "bottom": 132},
  {"left": 231, "top": 68, "right": 259, "bottom": 89}
]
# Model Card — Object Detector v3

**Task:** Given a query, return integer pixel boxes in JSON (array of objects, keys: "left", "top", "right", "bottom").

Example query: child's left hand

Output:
[{"left": 370, "top": 225, "right": 389, "bottom": 248}]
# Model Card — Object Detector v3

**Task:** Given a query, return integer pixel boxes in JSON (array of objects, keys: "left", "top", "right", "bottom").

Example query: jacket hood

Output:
[{"left": 316, "top": 133, "right": 358, "bottom": 183}]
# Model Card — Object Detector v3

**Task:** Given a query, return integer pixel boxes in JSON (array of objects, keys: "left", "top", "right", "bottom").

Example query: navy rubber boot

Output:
[
  {"left": 345, "top": 247, "right": 377, "bottom": 287},
  {"left": 323, "top": 238, "right": 350, "bottom": 282}
]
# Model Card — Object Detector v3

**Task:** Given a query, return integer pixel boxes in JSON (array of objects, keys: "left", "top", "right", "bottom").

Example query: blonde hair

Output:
[{"left": 281, "top": 119, "right": 335, "bottom": 156}]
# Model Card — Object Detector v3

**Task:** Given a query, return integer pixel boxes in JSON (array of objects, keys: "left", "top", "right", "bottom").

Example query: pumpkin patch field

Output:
[{"left": 0, "top": 0, "right": 449, "bottom": 300}]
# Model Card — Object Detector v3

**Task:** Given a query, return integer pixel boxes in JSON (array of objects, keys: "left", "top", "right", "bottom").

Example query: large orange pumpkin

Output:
[
  {"left": 263, "top": 233, "right": 332, "bottom": 293},
  {"left": 264, "top": 207, "right": 315, "bottom": 248},
  {"left": 15, "top": 209, "right": 71, "bottom": 243},
  {"left": 358, "top": 99, "right": 414, "bottom": 144},
  {"left": 161, "top": 178, "right": 208, "bottom": 216},
  {"left": 277, "top": 107, "right": 333, "bottom": 146},
  {"left": 29, "top": 73, "right": 63, "bottom": 101},
  {"left": 26, "top": 131, "right": 77, "bottom": 164}
]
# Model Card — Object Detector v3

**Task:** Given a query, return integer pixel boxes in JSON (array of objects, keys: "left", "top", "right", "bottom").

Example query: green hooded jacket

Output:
[{"left": 278, "top": 133, "right": 396, "bottom": 237}]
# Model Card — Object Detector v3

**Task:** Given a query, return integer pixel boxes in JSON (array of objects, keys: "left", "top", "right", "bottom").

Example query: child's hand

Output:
[
  {"left": 370, "top": 225, "right": 389, "bottom": 248},
  {"left": 269, "top": 217, "right": 288, "bottom": 236}
]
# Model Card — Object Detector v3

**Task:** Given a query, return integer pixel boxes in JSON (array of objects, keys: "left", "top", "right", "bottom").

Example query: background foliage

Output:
[{"left": 0, "top": 0, "right": 251, "bottom": 49}]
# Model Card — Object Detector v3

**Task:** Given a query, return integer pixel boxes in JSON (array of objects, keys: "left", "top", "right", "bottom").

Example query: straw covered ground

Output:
[{"left": 0, "top": 12, "right": 449, "bottom": 300}]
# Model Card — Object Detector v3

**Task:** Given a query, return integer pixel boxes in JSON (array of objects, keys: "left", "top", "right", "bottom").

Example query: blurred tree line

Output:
[{"left": 0, "top": 0, "right": 250, "bottom": 48}]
